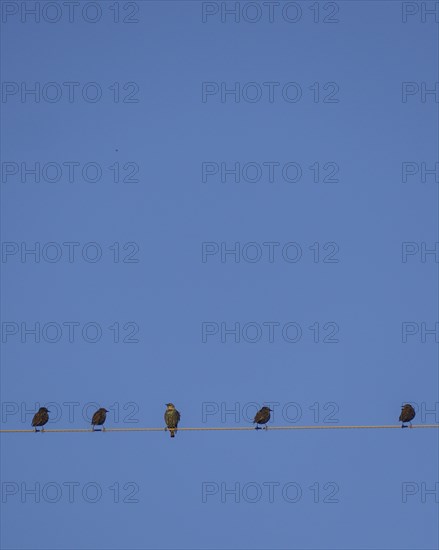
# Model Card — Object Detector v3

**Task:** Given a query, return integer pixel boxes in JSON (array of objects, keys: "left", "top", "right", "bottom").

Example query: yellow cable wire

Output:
[{"left": 0, "top": 424, "right": 438, "bottom": 433}]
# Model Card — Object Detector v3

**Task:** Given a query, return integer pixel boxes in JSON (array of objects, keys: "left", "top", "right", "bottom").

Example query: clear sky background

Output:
[{"left": 1, "top": 1, "right": 438, "bottom": 549}]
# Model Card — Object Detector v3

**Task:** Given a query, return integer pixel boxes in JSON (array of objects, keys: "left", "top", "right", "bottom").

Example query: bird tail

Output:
[{"left": 170, "top": 429, "right": 176, "bottom": 438}]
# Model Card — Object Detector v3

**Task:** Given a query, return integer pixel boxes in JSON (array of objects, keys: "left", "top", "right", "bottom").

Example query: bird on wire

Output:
[
  {"left": 399, "top": 404, "right": 415, "bottom": 428},
  {"left": 91, "top": 408, "right": 108, "bottom": 431},
  {"left": 253, "top": 406, "right": 272, "bottom": 430},
  {"left": 32, "top": 407, "right": 50, "bottom": 432},
  {"left": 164, "top": 403, "right": 181, "bottom": 438}
]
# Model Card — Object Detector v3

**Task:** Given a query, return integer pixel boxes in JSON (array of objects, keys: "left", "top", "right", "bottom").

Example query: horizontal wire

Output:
[{"left": 0, "top": 424, "right": 438, "bottom": 433}]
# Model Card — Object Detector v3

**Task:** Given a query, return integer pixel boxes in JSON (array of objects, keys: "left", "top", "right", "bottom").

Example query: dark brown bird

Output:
[
  {"left": 253, "top": 406, "right": 272, "bottom": 430},
  {"left": 164, "top": 403, "right": 181, "bottom": 438},
  {"left": 32, "top": 407, "right": 50, "bottom": 432},
  {"left": 91, "top": 408, "right": 108, "bottom": 431},
  {"left": 399, "top": 404, "right": 415, "bottom": 428}
]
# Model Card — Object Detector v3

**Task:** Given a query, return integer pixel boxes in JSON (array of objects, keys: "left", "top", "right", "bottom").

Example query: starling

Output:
[
  {"left": 91, "top": 408, "right": 108, "bottom": 431},
  {"left": 164, "top": 403, "right": 181, "bottom": 438},
  {"left": 399, "top": 404, "right": 415, "bottom": 428},
  {"left": 32, "top": 407, "right": 50, "bottom": 432},
  {"left": 253, "top": 406, "right": 272, "bottom": 430}
]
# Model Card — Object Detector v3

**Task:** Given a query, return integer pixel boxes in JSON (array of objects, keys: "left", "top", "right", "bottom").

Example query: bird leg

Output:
[
  {"left": 264, "top": 425, "right": 268, "bottom": 431},
  {"left": 102, "top": 427, "right": 106, "bottom": 432},
  {"left": 255, "top": 425, "right": 261, "bottom": 430}
]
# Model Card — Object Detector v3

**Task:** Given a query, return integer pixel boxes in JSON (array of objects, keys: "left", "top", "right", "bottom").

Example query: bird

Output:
[
  {"left": 32, "top": 407, "right": 50, "bottom": 432},
  {"left": 164, "top": 403, "right": 181, "bottom": 438},
  {"left": 399, "top": 404, "right": 415, "bottom": 428},
  {"left": 91, "top": 408, "right": 108, "bottom": 431},
  {"left": 253, "top": 406, "right": 272, "bottom": 430}
]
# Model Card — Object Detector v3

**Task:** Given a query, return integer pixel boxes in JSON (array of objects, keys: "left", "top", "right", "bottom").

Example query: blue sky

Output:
[{"left": 1, "top": 1, "right": 438, "bottom": 549}]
